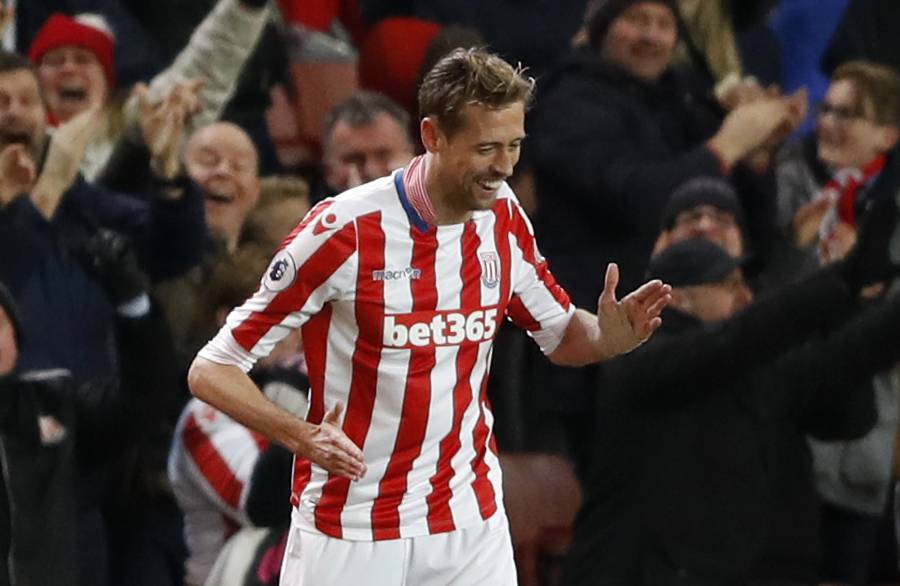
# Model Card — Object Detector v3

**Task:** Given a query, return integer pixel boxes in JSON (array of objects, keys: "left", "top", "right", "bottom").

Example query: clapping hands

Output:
[{"left": 134, "top": 80, "right": 204, "bottom": 182}]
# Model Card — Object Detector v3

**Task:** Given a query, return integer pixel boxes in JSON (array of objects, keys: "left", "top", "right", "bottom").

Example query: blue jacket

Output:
[{"left": 0, "top": 178, "right": 205, "bottom": 381}]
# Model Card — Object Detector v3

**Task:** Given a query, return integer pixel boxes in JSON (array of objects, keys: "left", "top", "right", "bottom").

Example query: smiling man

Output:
[
  {"left": 183, "top": 121, "right": 261, "bottom": 253},
  {"left": 0, "top": 53, "right": 46, "bottom": 161},
  {"left": 187, "top": 48, "right": 671, "bottom": 586},
  {"left": 522, "top": 0, "right": 801, "bottom": 473}
]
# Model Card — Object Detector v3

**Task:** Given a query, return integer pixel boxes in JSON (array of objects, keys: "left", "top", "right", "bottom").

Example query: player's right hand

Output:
[{"left": 304, "top": 401, "right": 367, "bottom": 481}]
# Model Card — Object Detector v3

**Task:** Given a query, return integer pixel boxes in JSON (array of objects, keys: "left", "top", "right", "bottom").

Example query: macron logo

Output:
[{"left": 372, "top": 267, "right": 422, "bottom": 281}]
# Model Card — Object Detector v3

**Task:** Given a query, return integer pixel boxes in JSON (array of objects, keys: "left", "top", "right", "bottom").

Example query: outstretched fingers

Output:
[
  {"left": 643, "top": 287, "right": 672, "bottom": 320},
  {"left": 622, "top": 279, "right": 671, "bottom": 340},
  {"left": 598, "top": 263, "right": 620, "bottom": 313},
  {"left": 628, "top": 278, "right": 668, "bottom": 305}
]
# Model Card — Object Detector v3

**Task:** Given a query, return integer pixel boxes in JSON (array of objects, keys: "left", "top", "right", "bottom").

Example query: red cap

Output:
[{"left": 28, "top": 13, "right": 117, "bottom": 88}]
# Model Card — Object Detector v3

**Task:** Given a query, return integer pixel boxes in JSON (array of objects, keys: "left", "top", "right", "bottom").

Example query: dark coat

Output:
[
  {"left": 526, "top": 49, "right": 726, "bottom": 303},
  {"left": 0, "top": 178, "right": 204, "bottom": 381},
  {"left": 0, "top": 308, "right": 176, "bottom": 586},
  {"left": 562, "top": 268, "right": 900, "bottom": 586}
]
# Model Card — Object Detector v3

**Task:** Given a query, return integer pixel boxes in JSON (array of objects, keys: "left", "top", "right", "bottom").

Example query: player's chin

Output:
[{"left": 470, "top": 188, "right": 499, "bottom": 210}]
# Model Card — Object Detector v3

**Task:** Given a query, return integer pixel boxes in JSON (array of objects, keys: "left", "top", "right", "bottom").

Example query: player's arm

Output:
[
  {"left": 548, "top": 263, "right": 671, "bottom": 366},
  {"left": 188, "top": 357, "right": 366, "bottom": 480}
]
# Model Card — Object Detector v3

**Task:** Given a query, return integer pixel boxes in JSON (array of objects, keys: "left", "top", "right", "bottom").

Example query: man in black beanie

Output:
[
  {"left": 527, "top": 0, "right": 799, "bottom": 303},
  {"left": 520, "top": 0, "right": 803, "bottom": 470},
  {"left": 654, "top": 176, "right": 746, "bottom": 259},
  {"left": 584, "top": 0, "right": 679, "bottom": 77}
]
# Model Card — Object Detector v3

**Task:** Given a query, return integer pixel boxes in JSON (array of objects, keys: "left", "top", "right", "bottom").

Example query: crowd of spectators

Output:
[{"left": 1, "top": 0, "right": 900, "bottom": 585}]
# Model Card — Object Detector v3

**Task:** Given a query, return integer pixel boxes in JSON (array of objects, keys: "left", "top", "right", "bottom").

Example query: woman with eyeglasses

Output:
[{"left": 774, "top": 60, "right": 900, "bottom": 586}]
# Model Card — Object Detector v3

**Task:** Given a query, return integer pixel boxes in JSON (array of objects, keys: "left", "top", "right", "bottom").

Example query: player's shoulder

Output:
[
  {"left": 278, "top": 175, "right": 398, "bottom": 253},
  {"left": 325, "top": 175, "right": 399, "bottom": 222}
]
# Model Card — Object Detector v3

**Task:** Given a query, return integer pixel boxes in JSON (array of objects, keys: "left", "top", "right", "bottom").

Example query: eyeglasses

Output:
[{"left": 816, "top": 101, "right": 866, "bottom": 123}]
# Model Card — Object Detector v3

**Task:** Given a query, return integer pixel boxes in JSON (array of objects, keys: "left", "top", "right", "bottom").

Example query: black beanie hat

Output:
[
  {"left": 585, "top": 0, "right": 679, "bottom": 48},
  {"left": 661, "top": 177, "right": 745, "bottom": 231},
  {"left": 647, "top": 238, "right": 740, "bottom": 288},
  {"left": 0, "top": 282, "right": 23, "bottom": 348}
]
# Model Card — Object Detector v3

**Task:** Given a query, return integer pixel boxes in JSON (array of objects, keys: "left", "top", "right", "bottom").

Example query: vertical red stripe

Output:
[
  {"left": 232, "top": 223, "right": 357, "bottom": 351},
  {"left": 314, "top": 212, "right": 385, "bottom": 538},
  {"left": 426, "top": 221, "right": 483, "bottom": 534},
  {"left": 291, "top": 305, "right": 333, "bottom": 506},
  {"left": 371, "top": 226, "right": 439, "bottom": 539},
  {"left": 493, "top": 202, "right": 513, "bottom": 311},
  {"left": 183, "top": 413, "right": 247, "bottom": 509},
  {"left": 469, "top": 370, "right": 497, "bottom": 519}
]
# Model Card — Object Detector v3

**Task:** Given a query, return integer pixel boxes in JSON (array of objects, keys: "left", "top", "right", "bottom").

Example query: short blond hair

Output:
[{"left": 417, "top": 48, "right": 534, "bottom": 136}]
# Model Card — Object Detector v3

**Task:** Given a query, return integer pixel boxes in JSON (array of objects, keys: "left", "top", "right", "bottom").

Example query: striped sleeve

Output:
[
  {"left": 505, "top": 200, "right": 575, "bottom": 354},
  {"left": 198, "top": 202, "right": 358, "bottom": 371}
]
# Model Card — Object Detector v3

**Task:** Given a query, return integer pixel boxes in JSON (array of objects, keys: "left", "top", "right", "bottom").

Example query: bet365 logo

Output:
[{"left": 383, "top": 308, "right": 499, "bottom": 348}]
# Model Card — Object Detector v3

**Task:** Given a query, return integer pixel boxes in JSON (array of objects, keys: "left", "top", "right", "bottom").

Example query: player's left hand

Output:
[{"left": 597, "top": 263, "right": 671, "bottom": 358}]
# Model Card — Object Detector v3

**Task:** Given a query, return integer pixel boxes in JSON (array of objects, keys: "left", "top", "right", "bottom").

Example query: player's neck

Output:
[{"left": 422, "top": 153, "right": 472, "bottom": 225}]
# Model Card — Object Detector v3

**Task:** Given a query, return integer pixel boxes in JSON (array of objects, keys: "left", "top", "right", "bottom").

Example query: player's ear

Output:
[{"left": 420, "top": 117, "right": 443, "bottom": 154}]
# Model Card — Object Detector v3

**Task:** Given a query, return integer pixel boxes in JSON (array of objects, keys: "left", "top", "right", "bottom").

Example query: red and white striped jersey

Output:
[
  {"left": 198, "top": 168, "right": 574, "bottom": 541},
  {"left": 168, "top": 398, "right": 269, "bottom": 585}
]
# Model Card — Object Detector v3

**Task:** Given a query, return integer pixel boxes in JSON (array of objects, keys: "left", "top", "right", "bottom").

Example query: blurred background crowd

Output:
[{"left": 1, "top": 0, "right": 900, "bottom": 585}]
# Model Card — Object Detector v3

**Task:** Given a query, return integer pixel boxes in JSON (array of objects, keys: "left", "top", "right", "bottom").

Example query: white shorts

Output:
[{"left": 279, "top": 513, "right": 517, "bottom": 586}]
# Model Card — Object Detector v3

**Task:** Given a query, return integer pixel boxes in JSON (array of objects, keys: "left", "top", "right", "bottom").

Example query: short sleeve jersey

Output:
[{"left": 199, "top": 168, "right": 574, "bottom": 540}]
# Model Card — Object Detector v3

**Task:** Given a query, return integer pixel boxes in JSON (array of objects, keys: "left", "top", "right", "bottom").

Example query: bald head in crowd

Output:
[{"left": 184, "top": 122, "right": 261, "bottom": 252}]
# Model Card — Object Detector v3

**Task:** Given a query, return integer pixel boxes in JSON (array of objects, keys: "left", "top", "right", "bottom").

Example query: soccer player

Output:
[{"left": 188, "top": 48, "right": 671, "bottom": 585}]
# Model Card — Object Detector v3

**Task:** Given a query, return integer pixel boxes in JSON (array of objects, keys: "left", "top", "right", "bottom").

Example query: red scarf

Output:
[{"left": 829, "top": 154, "right": 887, "bottom": 227}]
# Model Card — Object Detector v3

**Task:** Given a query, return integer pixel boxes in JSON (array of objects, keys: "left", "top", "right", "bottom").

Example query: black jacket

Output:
[
  {"left": 562, "top": 268, "right": 900, "bottom": 586},
  {"left": 0, "top": 308, "right": 176, "bottom": 586},
  {"left": 0, "top": 176, "right": 204, "bottom": 382},
  {"left": 527, "top": 49, "right": 778, "bottom": 303},
  {"left": 527, "top": 49, "right": 725, "bottom": 302}
]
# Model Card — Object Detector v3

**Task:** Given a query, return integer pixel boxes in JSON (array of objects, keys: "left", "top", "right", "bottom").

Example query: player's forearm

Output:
[
  {"left": 547, "top": 309, "right": 608, "bottom": 366},
  {"left": 187, "top": 356, "right": 311, "bottom": 454}
]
